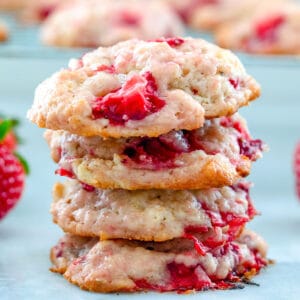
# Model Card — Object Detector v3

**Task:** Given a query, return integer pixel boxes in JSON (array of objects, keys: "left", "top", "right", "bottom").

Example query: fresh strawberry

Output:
[
  {"left": 0, "top": 119, "right": 18, "bottom": 151},
  {"left": 294, "top": 142, "right": 300, "bottom": 200},
  {"left": 0, "top": 118, "right": 29, "bottom": 220},
  {"left": 0, "top": 145, "right": 25, "bottom": 219}
]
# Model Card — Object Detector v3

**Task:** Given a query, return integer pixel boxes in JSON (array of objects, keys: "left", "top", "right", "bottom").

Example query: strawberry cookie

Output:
[
  {"left": 21, "top": 0, "right": 70, "bottom": 23},
  {"left": 45, "top": 114, "right": 265, "bottom": 190},
  {"left": 50, "top": 229, "right": 268, "bottom": 292},
  {"left": 165, "top": 0, "right": 278, "bottom": 31},
  {"left": 0, "top": 0, "right": 27, "bottom": 10},
  {"left": 41, "top": 0, "right": 184, "bottom": 48},
  {"left": 28, "top": 38, "right": 260, "bottom": 138},
  {"left": 215, "top": 2, "right": 300, "bottom": 55},
  {"left": 52, "top": 180, "right": 256, "bottom": 243}
]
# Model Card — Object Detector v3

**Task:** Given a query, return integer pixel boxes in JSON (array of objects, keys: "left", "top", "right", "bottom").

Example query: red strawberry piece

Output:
[
  {"left": 0, "top": 145, "right": 25, "bottom": 220},
  {"left": 152, "top": 37, "right": 185, "bottom": 47},
  {"left": 38, "top": 5, "right": 56, "bottom": 20},
  {"left": 229, "top": 78, "right": 239, "bottom": 89},
  {"left": 91, "top": 72, "right": 165, "bottom": 125},
  {"left": 254, "top": 15, "right": 285, "bottom": 42},
  {"left": 116, "top": 11, "right": 140, "bottom": 26},
  {"left": 294, "top": 142, "right": 300, "bottom": 200}
]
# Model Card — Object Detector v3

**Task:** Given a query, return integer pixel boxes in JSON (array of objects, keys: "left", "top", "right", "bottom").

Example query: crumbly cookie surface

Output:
[
  {"left": 52, "top": 179, "right": 255, "bottom": 242},
  {"left": 50, "top": 229, "right": 268, "bottom": 292},
  {"left": 45, "top": 114, "right": 266, "bottom": 190},
  {"left": 41, "top": 0, "right": 184, "bottom": 47},
  {"left": 215, "top": 2, "right": 300, "bottom": 55},
  {"left": 28, "top": 37, "right": 260, "bottom": 138}
]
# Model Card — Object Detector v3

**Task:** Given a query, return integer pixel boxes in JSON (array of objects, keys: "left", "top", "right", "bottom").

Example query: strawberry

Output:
[
  {"left": 0, "top": 119, "right": 18, "bottom": 151},
  {"left": 294, "top": 142, "right": 300, "bottom": 200},
  {"left": 0, "top": 118, "right": 29, "bottom": 220},
  {"left": 0, "top": 145, "right": 25, "bottom": 219}
]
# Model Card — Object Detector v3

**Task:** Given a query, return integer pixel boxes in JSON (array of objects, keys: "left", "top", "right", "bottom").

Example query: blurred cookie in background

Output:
[
  {"left": 215, "top": 2, "right": 300, "bottom": 55},
  {"left": 0, "top": 19, "right": 8, "bottom": 42},
  {"left": 0, "top": 0, "right": 27, "bottom": 10},
  {"left": 21, "top": 0, "right": 71, "bottom": 24},
  {"left": 41, "top": 0, "right": 184, "bottom": 48},
  {"left": 165, "top": 0, "right": 263, "bottom": 31},
  {"left": 165, "top": 0, "right": 286, "bottom": 32}
]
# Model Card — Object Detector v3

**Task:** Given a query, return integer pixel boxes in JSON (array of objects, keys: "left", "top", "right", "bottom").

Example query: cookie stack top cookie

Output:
[{"left": 28, "top": 38, "right": 260, "bottom": 138}]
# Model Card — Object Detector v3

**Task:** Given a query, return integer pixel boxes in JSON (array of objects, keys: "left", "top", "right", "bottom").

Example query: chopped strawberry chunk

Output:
[
  {"left": 55, "top": 168, "right": 75, "bottom": 179},
  {"left": 229, "top": 78, "right": 239, "bottom": 89},
  {"left": 238, "top": 138, "right": 263, "bottom": 160},
  {"left": 152, "top": 37, "right": 185, "bottom": 47},
  {"left": 254, "top": 15, "right": 286, "bottom": 42},
  {"left": 116, "top": 11, "right": 140, "bottom": 26},
  {"left": 91, "top": 72, "right": 165, "bottom": 124},
  {"left": 92, "top": 64, "right": 116, "bottom": 74},
  {"left": 38, "top": 5, "right": 56, "bottom": 20}
]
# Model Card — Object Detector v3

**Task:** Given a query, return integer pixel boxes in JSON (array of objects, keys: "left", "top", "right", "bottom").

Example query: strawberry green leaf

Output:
[
  {"left": 15, "top": 152, "right": 30, "bottom": 175},
  {"left": 11, "top": 119, "right": 19, "bottom": 128},
  {"left": 0, "top": 119, "right": 13, "bottom": 142}
]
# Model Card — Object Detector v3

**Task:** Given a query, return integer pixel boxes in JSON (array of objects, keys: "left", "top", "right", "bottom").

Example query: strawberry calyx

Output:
[
  {"left": 15, "top": 152, "right": 30, "bottom": 175},
  {"left": 0, "top": 119, "right": 14, "bottom": 141},
  {"left": 0, "top": 118, "right": 29, "bottom": 175}
]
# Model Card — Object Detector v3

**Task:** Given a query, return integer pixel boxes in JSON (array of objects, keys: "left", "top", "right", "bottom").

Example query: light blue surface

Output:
[{"left": 1, "top": 14, "right": 300, "bottom": 300}]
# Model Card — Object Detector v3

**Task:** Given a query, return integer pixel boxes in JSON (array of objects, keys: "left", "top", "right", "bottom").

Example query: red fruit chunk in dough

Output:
[
  {"left": 255, "top": 15, "right": 285, "bottom": 42},
  {"left": 153, "top": 37, "right": 185, "bottom": 47},
  {"left": 91, "top": 72, "right": 165, "bottom": 124}
]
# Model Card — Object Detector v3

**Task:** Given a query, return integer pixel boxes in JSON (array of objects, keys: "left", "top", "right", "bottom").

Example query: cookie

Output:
[
  {"left": 28, "top": 38, "right": 260, "bottom": 138},
  {"left": 52, "top": 179, "right": 255, "bottom": 243},
  {"left": 0, "top": 20, "right": 8, "bottom": 42},
  {"left": 166, "top": 0, "right": 274, "bottom": 31},
  {"left": 21, "top": 0, "right": 69, "bottom": 23},
  {"left": 0, "top": 0, "right": 26, "bottom": 10},
  {"left": 50, "top": 229, "right": 268, "bottom": 292},
  {"left": 215, "top": 2, "right": 300, "bottom": 55},
  {"left": 41, "top": 0, "right": 184, "bottom": 48},
  {"left": 45, "top": 114, "right": 266, "bottom": 190}
]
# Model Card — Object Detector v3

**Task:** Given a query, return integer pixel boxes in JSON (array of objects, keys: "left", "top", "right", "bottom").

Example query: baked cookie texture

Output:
[
  {"left": 41, "top": 0, "right": 184, "bottom": 47},
  {"left": 215, "top": 2, "right": 300, "bottom": 55},
  {"left": 45, "top": 113, "right": 266, "bottom": 190},
  {"left": 50, "top": 229, "right": 268, "bottom": 292},
  {"left": 28, "top": 38, "right": 260, "bottom": 138},
  {"left": 52, "top": 179, "right": 255, "bottom": 242},
  {"left": 0, "top": 20, "right": 8, "bottom": 42}
]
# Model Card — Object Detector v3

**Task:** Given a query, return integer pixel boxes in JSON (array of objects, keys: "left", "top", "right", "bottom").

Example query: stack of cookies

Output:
[{"left": 28, "top": 37, "right": 268, "bottom": 293}]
